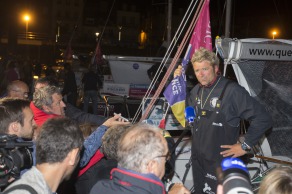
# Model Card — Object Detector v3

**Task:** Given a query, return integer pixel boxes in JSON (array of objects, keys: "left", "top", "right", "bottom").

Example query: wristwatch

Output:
[{"left": 241, "top": 142, "right": 251, "bottom": 152}]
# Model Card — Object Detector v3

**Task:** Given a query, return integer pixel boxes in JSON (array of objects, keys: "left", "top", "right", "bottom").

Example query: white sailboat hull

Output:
[{"left": 105, "top": 55, "right": 173, "bottom": 84}]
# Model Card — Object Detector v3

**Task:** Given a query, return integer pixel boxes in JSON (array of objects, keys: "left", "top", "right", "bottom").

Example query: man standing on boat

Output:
[
  {"left": 82, "top": 67, "right": 102, "bottom": 114},
  {"left": 173, "top": 48, "right": 272, "bottom": 194}
]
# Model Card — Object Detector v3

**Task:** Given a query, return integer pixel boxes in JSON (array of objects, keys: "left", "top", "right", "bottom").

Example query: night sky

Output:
[
  {"left": 149, "top": 0, "right": 292, "bottom": 40},
  {"left": 121, "top": 0, "right": 292, "bottom": 40},
  {"left": 0, "top": 0, "right": 292, "bottom": 51},
  {"left": 203, "top": 0, "right": 292, "bottom": 39}
]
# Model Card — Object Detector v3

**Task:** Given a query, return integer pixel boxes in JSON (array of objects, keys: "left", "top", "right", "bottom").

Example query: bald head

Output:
[{"left": 7, "top": 80, "right": 29, "bottom": 99}]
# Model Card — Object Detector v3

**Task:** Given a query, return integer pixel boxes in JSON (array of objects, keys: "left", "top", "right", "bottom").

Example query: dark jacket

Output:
[
  {"left": 62, "top": 70, "right": 77, "bottom": 95},
  {"left": 187, "top": 76, "right": 272, "bottom": 149},
  {"left": 75, "top": 156, "right": 117, "bottom": 194},
  {"left": 90, "top": 168, "right": 166, "bottom": 194},
  {"left": 65, "top": 103, "right": 107, "bottom": 125},
  {"left": 82, "top": 71, "right": 102, "bottom": 91}
]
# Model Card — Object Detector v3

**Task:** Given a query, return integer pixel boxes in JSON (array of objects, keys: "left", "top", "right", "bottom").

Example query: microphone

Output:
[{"left": 185, "top": 106, "right": 196, "bottom": 124}]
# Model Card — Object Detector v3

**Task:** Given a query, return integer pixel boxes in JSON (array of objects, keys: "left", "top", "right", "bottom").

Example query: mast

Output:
[
  {"left": 225, "top": 0, "right": 232, "bottom": 38},
  {"left": 167, "top": 0, "right": 173, "bottom": 47}
]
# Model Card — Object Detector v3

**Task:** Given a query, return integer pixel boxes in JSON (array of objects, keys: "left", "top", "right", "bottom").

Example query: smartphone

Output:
[{"left": 114, "top": 112, "right": 129, "bottom": 122}]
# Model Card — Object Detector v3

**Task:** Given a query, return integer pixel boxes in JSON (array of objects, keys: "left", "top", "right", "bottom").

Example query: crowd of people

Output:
[
  {"left": 0, "top": 47, "right": 290, "bottom": 194},
  {"left": 0, "top": 64, "right": 190, "bottom": 193}
]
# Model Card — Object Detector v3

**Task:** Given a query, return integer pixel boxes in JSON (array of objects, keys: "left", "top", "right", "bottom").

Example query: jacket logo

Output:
[
  {"left": 212, "top": 122, "right": 223, "bottom": 127},
  {"left": 210, "top": 97, "right": 218, "bottom": 108}
]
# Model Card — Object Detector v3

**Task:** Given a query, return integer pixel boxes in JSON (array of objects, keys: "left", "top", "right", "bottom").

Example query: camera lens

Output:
[
  {"left": 10, "top": 147, "right": 33, "bottom": 170},
  {"left": 221, "top": 158, "right": 253, "bottom": 194}
]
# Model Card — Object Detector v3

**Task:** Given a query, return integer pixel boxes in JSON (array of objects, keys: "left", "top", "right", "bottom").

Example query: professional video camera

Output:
[
  {"left": 0, "top": 134, "right": 33, "bottom": 188},
  {"left": 220, "top": 157, "right": 253, "bottom": 194}
]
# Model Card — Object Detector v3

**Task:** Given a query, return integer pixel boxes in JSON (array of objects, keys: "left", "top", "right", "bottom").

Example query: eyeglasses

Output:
[{"left": 154, "top": 151, "right": 171, "bottom": 161}]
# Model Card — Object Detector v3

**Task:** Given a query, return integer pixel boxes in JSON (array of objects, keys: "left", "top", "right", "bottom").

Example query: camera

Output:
[
  {"left": 221, "top": 158, "right": 253, "bottom": 194},
  {"left": 0, "top": 134, "right": 33, "bottom": 187}
]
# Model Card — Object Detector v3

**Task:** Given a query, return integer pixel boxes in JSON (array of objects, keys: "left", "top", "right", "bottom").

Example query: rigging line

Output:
[
  {"left": 97, "top": 0, "right": 116, "bottom": 46},
  {"left": 64, "top": 0, "right": 85, "bottom": 58},
  {"left": 91, "top": 0, "right": 116, "bottom": 68},
  {"left": 138, "top": 0, "right": 206, "bottom": 122},
  {"left": 134, "top": 0, "right": 202, "bottom": 123},
  {"left": 132, "top": 0, "right": 197, "bottom": 122},
  {"left": 155, "top": 1, "right": 203, "bottom": 90},
  {"left": 66, "top": 0, "right": 87, "bottom": 47},
  {"left": 217, "top": 0, "right": 227, "bottom": 36},
  {"left": 272, "top": 0, "right": 280, "bottom": 19},
  {"left": 146, "top": 0, "right": 199, "bottom": 98},
  {"left": 132, "top": 0, "right": 199, "bottom": 122},
  {"left": 139, "top": 0, "right": 199, "bottom": 102},
  {"left": 145, "top": 0, "right": 205, "bottom": 120},
  {"left": 156, "top": 0, "right": 204, "bottom": 94}
]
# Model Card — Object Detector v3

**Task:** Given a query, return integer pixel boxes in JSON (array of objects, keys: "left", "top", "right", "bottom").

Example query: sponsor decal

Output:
[
  {"left": 205, "top": 173, "right": 217, "bottom": 180},
  {"left": 132, "top": 63, "right": 139, "bottom": 70},
  {"left": 212, "top": 122, "right": 223, "bottom": 127},
  {"left": 210, "top": 97, "right": 218, "bottom": 108},
  {"left": 203, "top": 183, "right": 215, "bottom": 194}
]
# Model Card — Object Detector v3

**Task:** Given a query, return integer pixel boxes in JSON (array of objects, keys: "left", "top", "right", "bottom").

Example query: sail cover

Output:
[{"left": 216, "top": 38, "right": 292, "bottom": 159}]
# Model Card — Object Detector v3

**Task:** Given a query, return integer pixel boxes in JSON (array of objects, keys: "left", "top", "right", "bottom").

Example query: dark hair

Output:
[
  {"left": 36, "top": 118, "right": 84, "bottom": 164},
  {"left": 0, "top": 98, "right": 30, "bottom": 133},
  {"left": 34, "top": 77, "right": 59, "bottom": 88}
]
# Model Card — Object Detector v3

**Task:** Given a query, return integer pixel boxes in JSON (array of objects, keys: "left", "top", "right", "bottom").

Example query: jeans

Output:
[{"left": 83, "top": 90, "right": 99, "bottom": 114}]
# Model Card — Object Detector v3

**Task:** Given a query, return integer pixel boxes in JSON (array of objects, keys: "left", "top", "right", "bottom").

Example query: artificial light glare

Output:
[
  {"left": 272, "top": 30, "right": 278, "bottom": 39},
  {"left": 24, "top": 15, "right": 30, "bottom": 21}
]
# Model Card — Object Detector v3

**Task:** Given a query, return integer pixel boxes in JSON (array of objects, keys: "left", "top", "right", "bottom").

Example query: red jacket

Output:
[
  {"left": 78, "top": 149, "right": 104, "bottom": 177},
  {"left": 30, "top": 102, "right": 61, "bottom": 127}
]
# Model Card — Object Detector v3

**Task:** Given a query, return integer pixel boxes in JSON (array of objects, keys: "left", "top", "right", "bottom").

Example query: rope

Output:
[
  {"left": 135, "top": 0, "right": 207, "bottom": 123},
  {"left": 132, "top": 0, "right": 200, "bottom": 122},
  {"left": 97, "top": 0, "right": 116, "bottom": 46},
  {"left": 253, "top": 155, "right": 292, "bottom": 166}
]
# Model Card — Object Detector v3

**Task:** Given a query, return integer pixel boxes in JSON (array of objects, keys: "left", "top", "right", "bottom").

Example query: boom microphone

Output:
[{"left": 185, "top": 106, "right": 196, "bottom": 124}]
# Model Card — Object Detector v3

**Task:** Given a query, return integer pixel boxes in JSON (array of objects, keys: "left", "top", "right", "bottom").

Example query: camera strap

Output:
[{"left": 1, "top": 184, "right": 37, "bottom": 194}]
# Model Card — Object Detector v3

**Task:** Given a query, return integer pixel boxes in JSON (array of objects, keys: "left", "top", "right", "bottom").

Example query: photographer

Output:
[
  {"left": 3, "top": 118, "right": 84, "bottom": 194},
  {"left": 0, "top": 98, "right": 36, "bottom": 140},
  {"left": 90, "top": 123, "right": 190, "bottom": 194},
  {"left": 0, "top": 98, "right": 36, "bottom": 187},
  {"left": 216, "top": 158, "right": 253, "bottom": 194}
]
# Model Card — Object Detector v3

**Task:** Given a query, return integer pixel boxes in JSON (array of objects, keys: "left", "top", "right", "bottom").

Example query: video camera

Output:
[
  {"left": 220, "top": 157, "right": 253, "bottom": 194},
  {"left": 0, "top": 134, "right": 33, "bottom": 187}
]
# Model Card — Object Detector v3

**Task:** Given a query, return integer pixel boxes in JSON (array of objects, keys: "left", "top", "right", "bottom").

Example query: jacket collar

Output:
[
  {"left": 30, "top": 102, "right": 61, "bottom": 127},
  {"left": 110, "top": 167, "right": 166, "bottom": 194}
]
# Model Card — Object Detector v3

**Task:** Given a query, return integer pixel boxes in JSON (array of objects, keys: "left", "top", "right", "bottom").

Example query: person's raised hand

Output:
[
  {"left": 173, "top": 65, "right": 183, "bottom": 78},
  {"left": 102, "top": 113, "right": 130, "bottom": 127}
]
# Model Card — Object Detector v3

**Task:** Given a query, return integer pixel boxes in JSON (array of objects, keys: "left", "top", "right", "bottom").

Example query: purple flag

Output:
[{"left": 163, "top": 0, "right": 212, "bottom": 127}]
